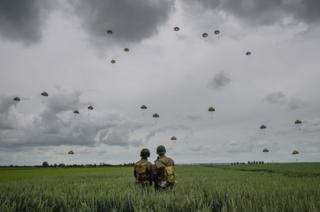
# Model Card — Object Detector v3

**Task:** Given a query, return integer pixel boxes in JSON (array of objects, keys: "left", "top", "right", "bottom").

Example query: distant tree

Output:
[{"left": 42, "top": 161, "right": 49, "bottom": 167}]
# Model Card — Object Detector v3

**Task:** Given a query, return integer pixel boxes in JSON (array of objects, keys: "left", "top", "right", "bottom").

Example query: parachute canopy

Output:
[
  {"left": 173, "top": 26, "right": 180, "bottom": 31},
  {"left": 208, "top": 107, "right": 215, "bottom": 112},
  {"left": 214, "top": 30, "right": 220, "bottom": 35},
  {"left": 260, "top": 125, "right": 267, "bottom": 129},
  {"left": 153, "top": 113, "right": 159, "bottom": 118},
  {"left": 171, "top": 136, "right": 177, "bottom": 141},
  {"left": 73, "top": 110, "right": 79, "bottom": 114},
  {"left": 140, "top": 105, "right": 147, "bottom": 110},
  {"left": 110, "top": 59, "right": 116, "bottom": 64},
  {"left": 295, "top": 120, "right": 302, "bottom": 125},
  {"left": 68, "top": 150, "right": 74, "bottom": 155},
  {"left": 124, "top": 48, "right": 129, "bottom": 52},
  {"left": 41, "top": 91, "right": 48, "bottom": 97},
  {"left": 13, "top": 97, "right": 21, "bottom": 102},
  {"left": 202, "top": 33, "right": 208, "bottom": 38},
  {"left": 263, "top": 148, "right": 269, "bottom": 153},
  {"left": 246, "top": 51, "right": 252, "bottom": 56},
  {"left": 106, "top": 30, "right": 113, "bottom": 35},
  {"left": 292, "top": 150, "right": 299, "bottom": 155},
  {"left": 88, "top": 106, "right": 94, "bottom": 110}
]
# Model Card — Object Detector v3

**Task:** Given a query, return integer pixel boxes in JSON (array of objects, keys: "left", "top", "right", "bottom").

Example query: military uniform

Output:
[
  {"left": 134, "top": 158, "right": 153, "bottom": 186},
  {"left": 155, "top": 155, "right": 176, "bottom": 189}
]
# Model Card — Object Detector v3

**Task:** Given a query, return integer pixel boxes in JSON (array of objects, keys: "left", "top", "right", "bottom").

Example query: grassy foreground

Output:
[{"left": 0, "top": 164, "right": 320, "bottom": 211}]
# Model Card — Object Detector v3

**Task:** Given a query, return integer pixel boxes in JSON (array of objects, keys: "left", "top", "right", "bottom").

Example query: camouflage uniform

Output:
[
  {"left": 134, "top": 149, "right": 153, "bottom": 186},
  {"left": 154, "top": 154, "right": 175, "bottom": 190}
]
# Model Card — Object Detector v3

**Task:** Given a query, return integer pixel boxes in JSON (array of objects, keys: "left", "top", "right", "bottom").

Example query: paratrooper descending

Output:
[
  {"left": 41, "top": 91, "right": 49, "bottom": 97},
  {"left": 106, "top": 29, "right": 113, "bottom": 35},
  {"left": 170, "top": 136, "right": 177, "bottom": 141},
  {"left": 13, "top": 97, "right": 21, "bottom": 102},
  {"left": 202, "top": 32, "right": 208, "bottom": 38},
  {"left": 173, "top": 26, "right": 180, "bottom": 32}
]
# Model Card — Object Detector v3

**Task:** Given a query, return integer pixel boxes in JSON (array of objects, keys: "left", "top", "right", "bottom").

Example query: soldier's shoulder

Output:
[
  {"left": 135, "top": 159, "right": 144, "bottom": 165},
  {"left": 157, "top": 156, "right": 173, "bottom": 165},
  {"left": 166, "top": 156, "right": 175, "bottom": 163}
]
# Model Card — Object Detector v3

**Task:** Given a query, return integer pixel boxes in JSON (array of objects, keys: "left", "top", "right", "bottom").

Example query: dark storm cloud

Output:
[
  {"left": 186, "top": 0, "right": 320, "bottom": 25},
  {"left": 0, "top": 0, "right": 53, "bottom": 44},
  {"left": 0, "top": 0, "right": 173, "bottom": 46},
  {"left": 72, "top": 0, "right": 174, "bottom": 47},
  {"left": 0, "top": 92, "right": 144, "bottom": 148},
  {"left": 207, "top": 71, "right": 231, "bottom": 90}
]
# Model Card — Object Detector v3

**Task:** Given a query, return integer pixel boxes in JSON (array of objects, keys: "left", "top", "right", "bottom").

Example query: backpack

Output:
[
  {"left": 164, "top": 166, "right": 176, "bottom": 183},
  {"left": 135, "top": 160, "right": 149, "bottom": 181}
]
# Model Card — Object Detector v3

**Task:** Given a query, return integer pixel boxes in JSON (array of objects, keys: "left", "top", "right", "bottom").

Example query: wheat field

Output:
[{"left": 1, "top": 164, "right": 320, "bottom": 211}]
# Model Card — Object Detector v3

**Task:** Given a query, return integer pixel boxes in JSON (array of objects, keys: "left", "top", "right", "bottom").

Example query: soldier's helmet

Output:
[
  {"left": 156, "top": 145, "right": 166, "bottom": 154},
  {"left": 140, "top": 148, "right": 150, "bottom": 158}
]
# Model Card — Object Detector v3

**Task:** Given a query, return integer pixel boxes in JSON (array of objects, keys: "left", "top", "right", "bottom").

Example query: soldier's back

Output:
[
  {"left": 134, "top": 159, "right": 152, "bottom": 186},
  {"left": 135, "top": 159, "right": 152, "bottom": 173},
  {"left": 154, "top": 155, "right": 176, "bottom": 190}
]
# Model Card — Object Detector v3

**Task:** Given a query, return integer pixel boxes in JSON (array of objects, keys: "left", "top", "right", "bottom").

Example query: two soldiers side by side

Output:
[{"left": 134, "top": 145, "right": 176, "bottom": 190}]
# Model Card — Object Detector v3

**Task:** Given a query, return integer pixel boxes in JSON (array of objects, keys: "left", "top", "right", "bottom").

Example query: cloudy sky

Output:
[{"left": 1, "top": 0, "right": 320, "bottom": 165}]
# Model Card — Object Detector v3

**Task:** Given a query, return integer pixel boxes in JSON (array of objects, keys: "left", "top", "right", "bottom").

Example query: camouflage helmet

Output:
[
  {"left": 156, "top": 145, "right": 166, "bottom": 154},
  {"left": 140, "top": 148, "right": 150, "bottom": 158}
]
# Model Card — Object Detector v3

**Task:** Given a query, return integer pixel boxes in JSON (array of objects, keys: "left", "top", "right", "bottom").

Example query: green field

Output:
[{"left": 1, "top": 164, "right": 320, "bottom": 211}]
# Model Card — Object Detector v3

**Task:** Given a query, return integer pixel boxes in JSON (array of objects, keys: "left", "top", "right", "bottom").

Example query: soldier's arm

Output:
[
  {"left": 156, "top": 160, "right": 166, "bottom": 177},
  {"left": 158, "top": 167, "right": 165, "bottom": 178}
]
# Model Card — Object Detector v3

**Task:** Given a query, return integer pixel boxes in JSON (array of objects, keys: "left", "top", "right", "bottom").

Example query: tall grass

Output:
[{"left": 1, "top": 164, "right": 320, "bottom": 211}]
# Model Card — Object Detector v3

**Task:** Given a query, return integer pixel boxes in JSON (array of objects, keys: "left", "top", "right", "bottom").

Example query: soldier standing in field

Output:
[
  {"left": 134, "top": 148, "right": 153, "bottom": 186},
  {"left": 154, "top": 145, "right": 176, "bottom": 190}
]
